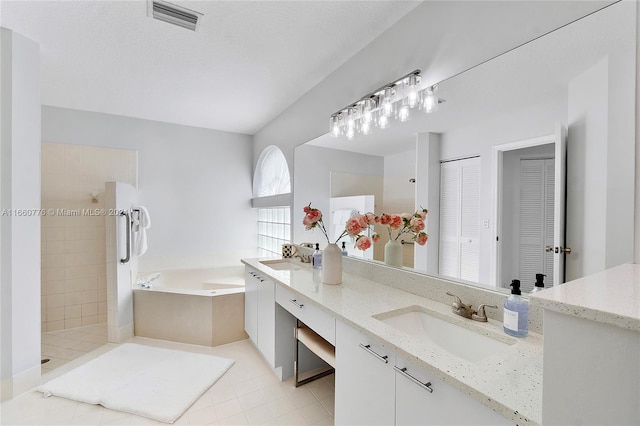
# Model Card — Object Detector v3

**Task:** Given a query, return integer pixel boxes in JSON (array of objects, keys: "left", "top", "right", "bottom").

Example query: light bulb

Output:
[
  {"left": 378, "top": 114, "right": 389, "bottom": 129},
  {"left": 423, "top": 85, "right": 439, "bottom": 113},
  {"left": 346, "top": 126, "right": 355, "bottom": 140},
  {"left": 361, "top": 120, "right": 371, "bottom": 135},
  {"left": 398, "top": 98, "right": 410, "bottom": 122},
  {"left": 346, "top": 107, "right": 356, "bottom": 129},
  {"left": 406, "top": 74, "right": 420, "bottom": 108},
  {"left": 381, "top": 87, "right": 394, "bottom": 117},
  {"left": 330, "top": 114, "right": 341, "bottom": 137},
  {"left": 362, "top": 98, "right": 374, "bottom": 125},
  {"left": 398, "top": 105, "right": 410, "bottom": 122}
]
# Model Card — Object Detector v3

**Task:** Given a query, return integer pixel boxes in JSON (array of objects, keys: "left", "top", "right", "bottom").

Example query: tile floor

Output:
[
  {"left": 2, "top": 332, "right": 335, "bottom": 426},
  {"left": 40, "top": 324, "right": 109, "bottom": 375}
]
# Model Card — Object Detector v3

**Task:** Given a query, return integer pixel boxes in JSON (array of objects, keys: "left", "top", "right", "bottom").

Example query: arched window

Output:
[
  {"left": 253, "top": 146, "right": 291, "bottom": 197},
  {"left": 253, "top": 146, "right": 291, "bottom": 256}
]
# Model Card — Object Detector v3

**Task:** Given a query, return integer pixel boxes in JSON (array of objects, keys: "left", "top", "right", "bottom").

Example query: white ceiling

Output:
[{"left": 1, "top": 0, "right": 422, "bottom": 134}]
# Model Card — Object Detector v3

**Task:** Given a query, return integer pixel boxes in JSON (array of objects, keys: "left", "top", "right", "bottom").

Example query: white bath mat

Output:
[{"left": 37, "top": 343, "right": 234, "bottom": 423}]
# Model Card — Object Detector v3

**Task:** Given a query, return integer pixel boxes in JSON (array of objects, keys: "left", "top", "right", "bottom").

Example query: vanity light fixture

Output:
[{"left": 329, "top": 69, "right": 443, "bottom": 139}]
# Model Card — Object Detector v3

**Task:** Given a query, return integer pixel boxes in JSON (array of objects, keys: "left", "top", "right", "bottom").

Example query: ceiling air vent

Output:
[{"left": 147, "top": 0, "right": 203, "bottom": 32}]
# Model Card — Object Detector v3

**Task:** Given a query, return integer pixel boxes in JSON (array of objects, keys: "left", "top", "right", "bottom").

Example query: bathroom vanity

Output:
[{"left": 242, "top": 257, "right": 543, "bottom": 425}]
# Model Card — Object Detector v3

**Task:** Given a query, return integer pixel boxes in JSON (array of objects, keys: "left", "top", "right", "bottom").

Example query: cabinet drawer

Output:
[
  {"left": 276, "top": 285, "right": 335, "bottom": 345},
  {"left": 395, "top": 356, "right": 512, "bottom": 425}
]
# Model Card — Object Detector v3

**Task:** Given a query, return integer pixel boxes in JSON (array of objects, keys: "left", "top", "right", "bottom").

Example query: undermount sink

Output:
[
  {"left": 260, "top": 259, "right": 305, "bottom": 271},
  {"left": 373, "top": 306, "right": 514, "bottom": 363}
]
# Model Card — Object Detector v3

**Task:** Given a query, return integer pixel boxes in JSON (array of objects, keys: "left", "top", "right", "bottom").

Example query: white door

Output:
[
  {"left": 439, "top": 157, "right": 480, "bottom": 282},
  {"left": 518, "top": 158, "right": 555, "bottom": 290}
]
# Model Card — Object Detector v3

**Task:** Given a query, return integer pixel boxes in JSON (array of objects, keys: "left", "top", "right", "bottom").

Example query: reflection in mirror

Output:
[{"left": 293, "top": 2, "right": 636, "bottom": 294}]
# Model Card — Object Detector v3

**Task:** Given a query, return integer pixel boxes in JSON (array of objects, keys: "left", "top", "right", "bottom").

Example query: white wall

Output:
[
  {"left": 41, "top": 106, "right": 256, "bottom": 271},
  {"left": 0, "top": 28, "right": 41, "bottom": 399},
  {"left": 382, "top": 149, "right": 416, "bottom": 267},
  {"left": 566, "top": 59, "right": 609, "bottom": 279},
  {"left": 566, "top": 48, "right": 635, "bottom": 280}
]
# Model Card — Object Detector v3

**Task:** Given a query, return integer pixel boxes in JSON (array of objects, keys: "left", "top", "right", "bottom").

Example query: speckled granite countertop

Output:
[
  {"left": 530, "top": 263, "right": 640, "bottom": 332},
  {"left": 242, "top": 258, "right": 543, "bottom": 425}
]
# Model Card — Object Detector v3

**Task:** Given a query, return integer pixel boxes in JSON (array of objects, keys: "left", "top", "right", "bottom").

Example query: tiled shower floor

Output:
[
  {"left": 5, "top": 335, "right": 334, "bottom": 425},
  {"left": 41, "top": 323, "right": 108, "bottom": 375}
]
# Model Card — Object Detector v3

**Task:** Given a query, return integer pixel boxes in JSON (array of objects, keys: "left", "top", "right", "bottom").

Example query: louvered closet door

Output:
[
  {"left": 518, "top": 158, "right": 554, "bottom": 291},
  {"left": 439, "top": 157, "right": 480, "bottom": 282}
]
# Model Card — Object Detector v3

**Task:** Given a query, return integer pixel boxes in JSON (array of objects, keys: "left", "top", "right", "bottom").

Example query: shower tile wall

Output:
[{"left": 41, "top": 142, "right": 137, "bottom": 332}]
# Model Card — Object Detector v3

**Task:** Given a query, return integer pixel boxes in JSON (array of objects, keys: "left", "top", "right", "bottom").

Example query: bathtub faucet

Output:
[{"left": 138, "top": 273, "right": 160, "bottom": 289}]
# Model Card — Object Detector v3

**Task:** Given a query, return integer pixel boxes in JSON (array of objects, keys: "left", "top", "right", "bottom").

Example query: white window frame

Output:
[{"left": 253, "top": 146, "right": 292, "bottom": 256}]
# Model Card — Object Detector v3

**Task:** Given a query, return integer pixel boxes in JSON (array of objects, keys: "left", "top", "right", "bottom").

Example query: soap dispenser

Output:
[
  {"left": 503, "top": 279, "right": 528, "bottom": 337},
  {"left": 312, "top": 243, "right": 322, "bottom": 269},
  {"left": 529, "top": 273, "right": 546, "bottom": 294},
  {"left": 341, "top": 241, "right": 348, "bottom": 256}
]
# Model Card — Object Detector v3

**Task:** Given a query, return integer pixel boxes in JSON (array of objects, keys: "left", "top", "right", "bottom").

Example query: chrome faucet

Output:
[
  {"left": 446, "top": 292, "right": 475, "bottom": 318},
  {"left": 294, "top": 252, "right": 312, "bottom": 263},
  {"left": 137, "top": 273, "right": 160, "bottom": 289},
  {"left": 291, "top": 244, "right": 312, "bottom": 263},
  {"left": 446, "top": 292, "right": 497, "bottom": 322},
  {"left": 472, "top": 304, "right": 498, "bottom": 322}
]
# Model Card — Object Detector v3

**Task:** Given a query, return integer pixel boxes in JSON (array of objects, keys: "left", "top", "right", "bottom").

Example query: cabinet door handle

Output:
[
  {"left": 359, "top": 343, "right": 388, "bottom": 364},
  {"left": 394, "top": 366, "right": 433, "bottom": 393},
  {"left": 289, "top": 299, "right": 304, "bottom": 309}
]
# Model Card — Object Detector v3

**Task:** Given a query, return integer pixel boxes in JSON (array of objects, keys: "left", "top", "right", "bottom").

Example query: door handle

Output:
[
  {"left": 120, "top": 211, "right": 131, "bottom": 264},
  {"left": 561, "top": 247, "right": 572, "bottom": 254},
  {"left": 545, "top": 246, "right": 553, "bottom": 252}
]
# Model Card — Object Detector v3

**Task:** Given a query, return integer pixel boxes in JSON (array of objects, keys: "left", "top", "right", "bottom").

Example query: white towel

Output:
[{"left": 133, "top": 206, "right": 151, "bottom": 256}]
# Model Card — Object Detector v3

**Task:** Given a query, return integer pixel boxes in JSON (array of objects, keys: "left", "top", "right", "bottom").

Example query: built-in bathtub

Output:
[{"left": 133, "top": 266, "right": 248, "bottom": 347}]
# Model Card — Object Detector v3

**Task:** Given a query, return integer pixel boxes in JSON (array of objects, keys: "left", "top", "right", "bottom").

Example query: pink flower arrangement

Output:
[
  {"left": 303, "top": 203, "right": 378, "bottom": 251},
  {"left": 377, "top": 208, "right": 429, "bottom": 246}
]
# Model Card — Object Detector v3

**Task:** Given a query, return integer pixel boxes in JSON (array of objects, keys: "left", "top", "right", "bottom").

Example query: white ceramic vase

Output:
[
  {"left": 384, "top": 239, "right": 403, "bottom": 267},
  {"left": 322, "top": 243, "right": 343, "bottom": 285}
]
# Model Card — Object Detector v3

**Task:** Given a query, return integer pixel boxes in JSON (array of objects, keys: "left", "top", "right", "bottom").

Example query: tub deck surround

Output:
[
  {"left": 529, "top": 263, "right": 640, "bottom": 332},
  {"left": 242, "top": 258, "right": 544, "bottom": 425},
  {"left": 133, "top": 267, "right": 248, "bottom": 347}
]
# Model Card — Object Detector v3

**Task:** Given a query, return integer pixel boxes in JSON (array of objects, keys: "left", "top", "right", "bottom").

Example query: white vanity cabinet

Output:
[
  {"left": 244, "top": 268, "right": 259, "bottom": 343},
  {"left": 394, "top": 356, "right": 512, "bottom": 426},
  {"left": 256, "top": 274, "right": 276, "bottom": 366},
  {"left": 335, "top": 320, "right": 396, "bottom": 426},
  {"left": 334, "top": 320, "right": 512, "bottom": 426},
  {"left": 244, "top": 267, "right": 274, "bottom": 363},
  {"left": 244, "top": 266, "right": 296, "bottom": 379}
]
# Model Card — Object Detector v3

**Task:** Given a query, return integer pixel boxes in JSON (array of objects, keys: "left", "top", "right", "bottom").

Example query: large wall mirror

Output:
[{"left": 293, "top": 2, "right": 637, "bottom": 293}]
